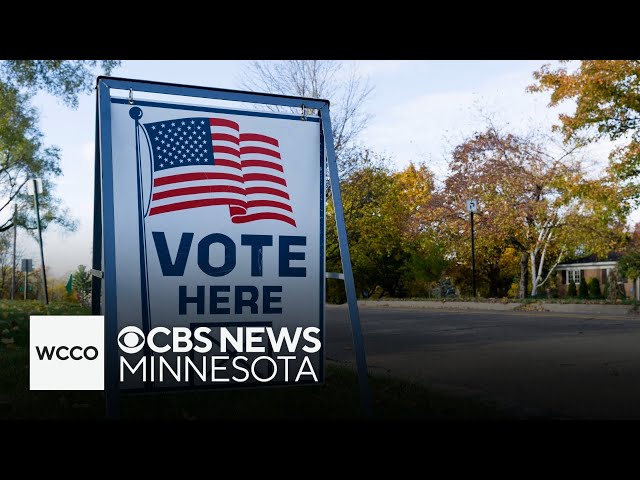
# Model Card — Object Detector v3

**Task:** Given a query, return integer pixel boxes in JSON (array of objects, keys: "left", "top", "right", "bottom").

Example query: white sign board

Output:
[
  {"left": 101, "top": 98, "right": 324, "bottom": 391},
  {"left": 466, "top": 199, "right": 478, "bottom": 213},
  {"left": 27, "top": 178, "right": 43, "bottom": 196}
]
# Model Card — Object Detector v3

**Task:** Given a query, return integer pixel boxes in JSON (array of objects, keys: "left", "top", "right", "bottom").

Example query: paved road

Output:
[{"left": 326, "top": 305, "right": 640, "bottom": 419}]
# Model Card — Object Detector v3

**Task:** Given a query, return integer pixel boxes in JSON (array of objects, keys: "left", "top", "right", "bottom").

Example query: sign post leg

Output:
[
  {"left": 92, "top": 92, "right": 103, "bottom": 317},
  {"left": 320, "top": 105, "right": 373, "bottom": 418},
  {"left": 98, "top": 83, "right": 121, "bottom": 420}
]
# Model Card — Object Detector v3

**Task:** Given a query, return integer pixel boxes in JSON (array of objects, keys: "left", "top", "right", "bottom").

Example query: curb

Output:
[{"left": 352, "top": 300, "right": 638, "bottom": 316}]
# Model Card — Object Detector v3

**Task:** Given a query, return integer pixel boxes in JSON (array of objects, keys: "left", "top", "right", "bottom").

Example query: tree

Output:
[
  {"left": 326, "top": 159, "right": 443, "bottom": 301},
  {"left": 0, "top": 60, "right": 119, "bottom": 234},
  {"left": 0, "top": 83, "right": 73, "bottom": 233},
  {"left": 568, "top": 279, "right": 577, "bottom": 296},
  {"left": 239, "top": 60, "right": 373, "bottom": 179},
  {"left": 1, "top": 61, "right": 120, "bottom": 108},
  {"left": 430, "top": 123, "right": 626, "bottom": 298},
  {"left": 529, "top": 61, "right": 640, "bottom": 204},
  {"left": 72, "top": 265, "right": 91, "bottom": 307},
  {"left": 0, "top": 229, "right": 13, "bottom": 297},
  {"left": 618, "top": 252, "right": 640, "bottom": 284}
]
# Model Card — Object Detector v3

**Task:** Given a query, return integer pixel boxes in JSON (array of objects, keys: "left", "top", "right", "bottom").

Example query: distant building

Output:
[{"left": 556, "top": 252, "right": 638, "bottom": 300}]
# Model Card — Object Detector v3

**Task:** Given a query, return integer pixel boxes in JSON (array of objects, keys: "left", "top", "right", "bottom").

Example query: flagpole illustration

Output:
[{"left": 130, "top": 107, "right": 152, "bottom": 378}]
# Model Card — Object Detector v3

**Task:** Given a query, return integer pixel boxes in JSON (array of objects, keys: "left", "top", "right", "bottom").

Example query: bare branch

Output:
[{"left": 239, "top": 60, "right": 373, "bottom": 171}]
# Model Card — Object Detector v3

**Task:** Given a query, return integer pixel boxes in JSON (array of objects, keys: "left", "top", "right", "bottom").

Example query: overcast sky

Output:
[{"left": 17, "top": 60, "right": 630, "bottom": 278}]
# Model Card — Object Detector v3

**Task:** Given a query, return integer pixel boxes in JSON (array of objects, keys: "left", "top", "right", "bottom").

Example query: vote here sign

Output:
[{"left": 100, "top": 97, "right": 324, "bottom": 392}]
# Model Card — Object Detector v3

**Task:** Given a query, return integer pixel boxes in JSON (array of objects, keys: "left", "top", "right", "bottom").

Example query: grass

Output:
[{"left": 0, "top": 299, "right": 508, "bottom": 420}]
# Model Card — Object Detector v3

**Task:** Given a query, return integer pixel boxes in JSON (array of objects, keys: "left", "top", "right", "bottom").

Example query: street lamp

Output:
[
  {"left": 466, "top": 199, "right": 478, "bottom": 298},
  {"left": 28, "top": 178, "right": 48, "bottom": 304}
]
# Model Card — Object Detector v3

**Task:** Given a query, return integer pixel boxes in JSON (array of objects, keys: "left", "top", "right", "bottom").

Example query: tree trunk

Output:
[
  {"left": 518, "top": 252, "right": 528, "bottom": 299},
  {"left": 530, "top": 251, "right": 538, "bottom": 297},
  {"left": 488, "top": 264, "right": 500, "bottom": 297}
]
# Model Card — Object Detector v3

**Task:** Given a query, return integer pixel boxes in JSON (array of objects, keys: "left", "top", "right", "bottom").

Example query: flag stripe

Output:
[
  {"left": 231, "top": 212, "right": 296, "bottom": 227},
  {"left": 240, "top": 146, "right": 281, "bottom": 159},
  {"left": 239, "top": 133, "right": 279, "bottom": 147},
  {"left": 214, "top": 145, "right": 240, "bottom": 157},
  {"left": 209, "top": 118, "right": 239, "bottom": 130},
  {"left": 152, "top": 185, "right": 246, "bottom": 201},
  {"left": 243, "top": 173, "right": 286, "bottom": 186},
  {"left": 246, "top": 200, "right": 293, "bottom": 212},
  {"left": 241, "top": 160, "right": 284, "bottom": 172},
  {"left": 149, "top": 198, "right": 245, "bottom": 216},
  {"left": 245, "top": 186, "right": 290, "bottom": 200},
  {"left": 154, "top": 172, "right": 244, "bottom": 187},
  {"left": 212, "top": 133, "right": 240, "bottom": 144},
  {"left": 214, "top": 159, "right": 242, "bottom": 170}
]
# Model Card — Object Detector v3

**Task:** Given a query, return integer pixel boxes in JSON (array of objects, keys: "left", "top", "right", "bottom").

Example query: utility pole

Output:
[
  {"left": 11, "top": 204, "right": 16, "bottom": 300},
  {"left": 466, "top": 199, "right": 478, "bottom": 298},
  {"left": 21, "top": 259, "right": 32, "bottom": 301},
  {"left": 31, "top": 179, "right": 48, "bottom": 304}
]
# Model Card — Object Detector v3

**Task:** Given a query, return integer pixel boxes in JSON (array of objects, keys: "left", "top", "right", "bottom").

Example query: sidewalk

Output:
[{"left": 356, "top": 299, "right": 639, "bottom": 316}]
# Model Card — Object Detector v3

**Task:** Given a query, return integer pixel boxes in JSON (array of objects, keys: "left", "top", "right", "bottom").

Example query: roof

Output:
[{"left": 558, "top": 252, "right": 622, "bottom": 266}]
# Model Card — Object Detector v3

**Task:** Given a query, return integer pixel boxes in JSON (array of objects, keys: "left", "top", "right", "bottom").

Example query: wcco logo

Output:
[
  {"left": 30, "top": 316, "right": 104, "bottom": 391},
  {"left": 35, "top": 345, "right": 99, "bottom": 361}
]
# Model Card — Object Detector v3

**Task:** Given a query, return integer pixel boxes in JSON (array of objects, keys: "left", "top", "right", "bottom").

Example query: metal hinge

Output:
[{"left": 91, "top": 269, "right": 104, "bottom": 279}]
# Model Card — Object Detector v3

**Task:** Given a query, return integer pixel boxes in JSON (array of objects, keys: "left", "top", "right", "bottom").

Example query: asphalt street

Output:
[{"left": 325, "top": 305, "right": 640, "bottom": 419}]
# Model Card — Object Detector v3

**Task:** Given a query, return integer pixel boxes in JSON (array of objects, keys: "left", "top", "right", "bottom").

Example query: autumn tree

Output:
[
  {"left": 240, "top": 60, "right": 373, "bottom": 179},
  {"left": 0, "top": 60, "right": 119, "bottom": 234},
  {"left": 529, "top": 61, "right": 640, "bottom": 204},
  {"left": 326, "top": 159, "right": 444, "bottom": 301},
  {"left": 431, "top": 124, "right": 626, "bottom": 298},
  {"left": 617, "top": 223, "right": 640, "bottom": 283}
]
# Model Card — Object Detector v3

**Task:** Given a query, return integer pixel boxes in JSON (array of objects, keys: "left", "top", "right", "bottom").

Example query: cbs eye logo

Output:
[{"left": 117, "top": 326, "right": 146, "bottom": 354}]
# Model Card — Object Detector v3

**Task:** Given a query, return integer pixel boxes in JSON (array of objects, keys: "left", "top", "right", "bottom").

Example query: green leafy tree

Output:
[
  {"left": 72, "top": 264, "right": 92, "bottom": 307},
  {"left": 0, "top": 60, "right": 119, "bottom": 234},
  {"left": 1, "top": 61, "right": 120, "bottom": 108},
  {"left": 568, "top": 279, "right": 577, "bottom": 297},
  {"left": 578, "top": 276, "right": 589, "bottom": 299}
]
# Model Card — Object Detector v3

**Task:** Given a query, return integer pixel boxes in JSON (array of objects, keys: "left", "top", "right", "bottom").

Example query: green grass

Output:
[{"left": 0, "top": 300, "right": 508, "bottom": 420}]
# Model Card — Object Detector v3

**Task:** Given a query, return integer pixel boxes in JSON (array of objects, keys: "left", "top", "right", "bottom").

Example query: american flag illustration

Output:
[{"left": 142, "top": 117, "right": 296, "bottom": 227}]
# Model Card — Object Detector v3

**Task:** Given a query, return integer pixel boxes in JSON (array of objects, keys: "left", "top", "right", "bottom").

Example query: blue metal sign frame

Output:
[{"left": 94, "top": 76, "right": 372, "bottom": 417}]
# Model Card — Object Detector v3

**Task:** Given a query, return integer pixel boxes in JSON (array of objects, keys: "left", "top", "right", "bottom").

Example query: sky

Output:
[{"left": 15, "top": 60, "right": 631, "bottom": 279}]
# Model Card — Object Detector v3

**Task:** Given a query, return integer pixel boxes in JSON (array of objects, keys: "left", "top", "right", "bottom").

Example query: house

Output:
[{"left": 556, "top": 252, "right": 639, "bottom": 300}]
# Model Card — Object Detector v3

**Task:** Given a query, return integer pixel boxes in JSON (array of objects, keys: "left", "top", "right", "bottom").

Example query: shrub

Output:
[
  {"left": 578, "top": 276, "right": 589, "bottom": 299},
  {"left": 567, "top": 280, "right": 577, "bottom": 297},
  {"left": 588, "top": 278, "right": 601, "bottom": 299}
]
